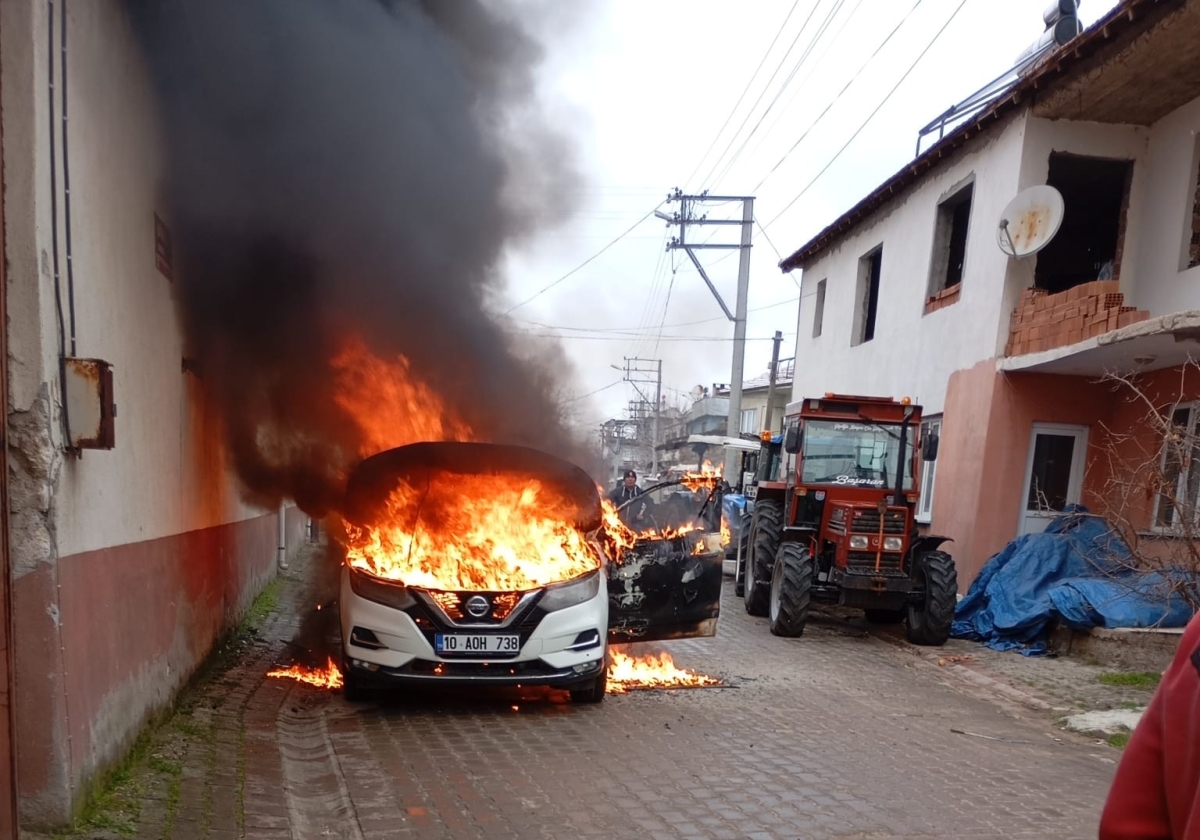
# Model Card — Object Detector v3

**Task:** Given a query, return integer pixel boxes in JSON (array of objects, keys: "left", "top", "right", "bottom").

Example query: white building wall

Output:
[
  {"left": 1122, "top": 97, "right": 1200, "bottom": 315},
  {"left": 47, "top": 1, "right": 262, "bottom": 558},
  {"left": 791, "top": 115, "right": 1028, "bottom": 415}
]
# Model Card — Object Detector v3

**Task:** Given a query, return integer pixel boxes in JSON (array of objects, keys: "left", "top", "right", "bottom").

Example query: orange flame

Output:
[
  {"left": 267, "top": 657, "right": 344, "bottom": 689},
  {"left": 679, "top": 460, "right": 723, "bottom": 492},
  {"left": 720, "top": 518, "right": 731, "bottom": 547},
  {"left": 598, "top": 498, "right": 702, "bottom": 562},
  {"left": 606, "top": 650, "right": 722, "bottom": 694},
  {"left": 331, "top": 336, "right": 473, "bottom": 458},
  {"left": 344, "top": 474, "right": 601, "bottom": 591}
]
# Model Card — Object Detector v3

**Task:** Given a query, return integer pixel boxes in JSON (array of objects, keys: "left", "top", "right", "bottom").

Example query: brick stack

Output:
[{"left": 1005, "top": 280, "right": 1151, "bottom": 356}]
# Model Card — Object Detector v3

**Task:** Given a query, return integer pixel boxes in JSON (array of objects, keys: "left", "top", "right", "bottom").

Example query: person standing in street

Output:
[
  {"left": 609, "top": 469, "right": 643, "bottom": 505},
  {"left": 1099, "top": 613, "right": 1200, "bottom": 838}
]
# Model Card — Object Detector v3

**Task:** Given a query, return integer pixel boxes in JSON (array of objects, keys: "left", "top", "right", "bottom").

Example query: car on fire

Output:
[{"left": 337, "top": 442, "right": 724, "bottom": 703}]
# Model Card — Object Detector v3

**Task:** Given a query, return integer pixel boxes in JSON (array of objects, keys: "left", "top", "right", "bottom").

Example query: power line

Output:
[
  {"left": 682, "top": 0, "right": 804, "bottom": 188},
  {"left": 564, "top": 379, "right": 625, "bottom": 404},
  {"left": 709, "top": 0, "right": 850, "bottom": 189},
  {"left": 520, "top": 333, "right": 797, "bottom": 343},
  {"left": 753, "top": 0, "right": 925, "bottom": 195},
  {"left": 514, "top": 294, "right": 799, "bottom": 335},
  {"left": 698, "top": 1, "right": 822, "bottom": 189},
  {"left": 764, "top": 0, "right": 972, "bottom": 231},
  {"left": 505, "top": 205, "right": 660, "bottom": 314}
]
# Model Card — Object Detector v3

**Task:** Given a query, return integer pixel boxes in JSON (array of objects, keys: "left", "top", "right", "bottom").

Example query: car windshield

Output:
[{"left": 800, "top": 420, "right": 913, "bottom": 490}]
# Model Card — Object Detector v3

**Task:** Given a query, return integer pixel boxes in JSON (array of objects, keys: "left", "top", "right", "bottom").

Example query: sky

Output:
[{"left": 496, "top": 0, "right": 1119, "bottom": 437}]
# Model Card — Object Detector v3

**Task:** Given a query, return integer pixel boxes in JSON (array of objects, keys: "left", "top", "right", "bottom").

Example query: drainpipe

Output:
[{"left": 277, "top": 503, "right": 288, "bottom": 570}]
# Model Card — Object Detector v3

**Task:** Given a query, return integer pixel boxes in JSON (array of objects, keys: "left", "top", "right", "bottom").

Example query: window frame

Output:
[
  {"left": 916, "top": 416, "right": 942, "bottom": 524},
  {"left": 739, "top": 407, "right": 759, "bottom": 436},
  {"left": 853, "top": 246, "right": 883, "bottom": 346},
  {"left": 1153, "top": 402, "right": 1200, "bottom": 531},
  {"left": 926, "top": 179, "right": 974, "bottom": 298},
  {"left": 812, "top": 278, "right": 827, "bottom": 338}
]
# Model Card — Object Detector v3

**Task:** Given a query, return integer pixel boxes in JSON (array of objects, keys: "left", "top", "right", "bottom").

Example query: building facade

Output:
[
  {"left": 782, "top": 0, "right": 1200, "bottom": 587},
  {"left": 2, "top": 0, "right": 306, "bottom": 827}
]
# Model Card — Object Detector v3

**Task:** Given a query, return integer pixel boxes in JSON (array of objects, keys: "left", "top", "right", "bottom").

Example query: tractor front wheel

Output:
[
  {"left": 768, "top": 542, "right": 812, "bottom": 637},
  {"left": 734, "top": 511, "right": 751, "bottom": 597},
  {"left": 905, "top": 551, "right": 958, "bottom": 646},
  {"left": 744, "top": 500, "right": 781, "bottom": 617}
]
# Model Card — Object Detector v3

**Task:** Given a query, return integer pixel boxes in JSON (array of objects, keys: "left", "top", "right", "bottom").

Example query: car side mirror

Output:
[
  {"left": 783, "top": 425, "right": 802, "bottom": 454},
  {"left": 922, "top": 432, "right": 940, "bottom": 462}
]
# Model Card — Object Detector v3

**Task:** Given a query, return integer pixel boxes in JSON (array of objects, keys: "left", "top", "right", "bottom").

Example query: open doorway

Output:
[{"left": 1034, "top": 153, "right": 1133, "bottom": 295}]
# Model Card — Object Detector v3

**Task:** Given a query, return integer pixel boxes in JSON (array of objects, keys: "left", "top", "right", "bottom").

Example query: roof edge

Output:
[{"left": 778, "top": 0, "right": 1177, "bottom": 274}]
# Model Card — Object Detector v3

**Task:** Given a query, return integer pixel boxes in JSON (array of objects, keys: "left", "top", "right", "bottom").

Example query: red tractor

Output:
[{"left": 736, "top": 393, "right": 957, "bottom": 644}]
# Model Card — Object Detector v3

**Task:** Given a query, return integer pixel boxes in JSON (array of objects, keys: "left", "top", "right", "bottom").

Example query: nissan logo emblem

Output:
[{"left": 465, "top": 595, "right": 490, "bottom": 618}]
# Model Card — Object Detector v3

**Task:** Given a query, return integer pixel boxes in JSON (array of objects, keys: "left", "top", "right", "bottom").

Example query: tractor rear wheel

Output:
[
  {"left": 769, "top": 542, "right": 812, "bottom": 637},
  {"left": 734, "top": 511, "right": 751, "bottom": 596},
  {"left": 744, "top": 500, "right": 781, "bottom": 617},
  {"left": 905, "top": 551, "right": 958, "bottom": 646}
]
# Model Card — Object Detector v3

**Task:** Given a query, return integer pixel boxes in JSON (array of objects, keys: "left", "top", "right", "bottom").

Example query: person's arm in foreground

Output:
[{"left": 1098, "top": 615, "right": 1200, "bottom": 839}]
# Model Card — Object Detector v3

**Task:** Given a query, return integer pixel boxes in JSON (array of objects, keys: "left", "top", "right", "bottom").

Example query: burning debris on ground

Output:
[
  {"left": 267, "top": 657, "right": 344, "bottom": 690},
  {"left": 606, "top": 649, "right": 723, "bottom": 694}
]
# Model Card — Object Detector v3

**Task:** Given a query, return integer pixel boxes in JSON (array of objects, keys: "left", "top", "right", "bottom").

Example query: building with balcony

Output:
[{"left": 781, "top": 0, "right": 1200, "bottom": 587}]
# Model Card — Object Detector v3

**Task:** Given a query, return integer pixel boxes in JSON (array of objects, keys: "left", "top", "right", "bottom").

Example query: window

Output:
[
  {"left": 739, "top": 407, "right": 759, "bottom": 435},
  {"left": 853, "top": 247, "right": 883, "bottom": 346},
  {"left": 812, "top": 278, "right": 827, "bottom": 338},
  {"left": 1155, "top": 404, "right": 1200, "bottom": 529},
  {"left": 1183, "top": 136, "right": 1200, "bottom": 271},
  {"left": 917, "top": 416, "right": 941, "bottom": 523},
  {"left": 928, "top": 182, "right": 973, "bottom": 296},
  {"left": 1034, "top": 153, "right": 1133, "bottom": 294},
  {"left": 800, "top": 419, "right": 914, "bottom": 490}
]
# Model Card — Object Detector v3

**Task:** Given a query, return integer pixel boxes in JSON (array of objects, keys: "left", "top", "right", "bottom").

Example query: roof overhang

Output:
[
  {"left": 778, "top": 0, "right": 1186, "bottom": 274},
  {"left": 999, "top": 310, "right": 1200, "bottom": 377},
  {"left": 685, "top": 434, "right": 762, "bottom": 452}
]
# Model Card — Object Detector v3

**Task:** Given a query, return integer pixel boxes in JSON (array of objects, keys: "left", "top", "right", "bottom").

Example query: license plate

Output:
[{"left": 434, "top": 634, "right": 520, "bottom": 655}]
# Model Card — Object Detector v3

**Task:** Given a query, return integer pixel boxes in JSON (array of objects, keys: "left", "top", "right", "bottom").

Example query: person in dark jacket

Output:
[
  {"left": 1099, "top": 612, "right": 1200, "bottom": 838},
  {"left": 608, "top": 470, "right": 643, "bottom": 505}
]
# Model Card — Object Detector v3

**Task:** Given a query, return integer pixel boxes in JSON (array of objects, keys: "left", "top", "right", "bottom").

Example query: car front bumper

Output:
[{"left": 338, "top": 567, "right": 608, "bottom": 688}]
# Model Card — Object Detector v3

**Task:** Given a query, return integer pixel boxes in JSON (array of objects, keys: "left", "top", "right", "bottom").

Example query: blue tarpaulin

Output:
[{"left": 951, "top": 506, "right": 1193, "bottom": 655}]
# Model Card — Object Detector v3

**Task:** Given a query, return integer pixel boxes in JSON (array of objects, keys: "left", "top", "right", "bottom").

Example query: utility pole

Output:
[
  {"left": 659, "top": 189, "right": 754, "bottom": 480},
  {"left": 762, "top": 330, "right": 784, "bottom": 435},
  {"left": 616, "top": 357, "right": 663, "bottom": 478}
]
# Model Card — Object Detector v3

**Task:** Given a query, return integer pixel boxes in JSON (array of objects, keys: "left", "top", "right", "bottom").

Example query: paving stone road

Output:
[{"left": 58, "top": 543, "right": 1121, "bottom": 840}]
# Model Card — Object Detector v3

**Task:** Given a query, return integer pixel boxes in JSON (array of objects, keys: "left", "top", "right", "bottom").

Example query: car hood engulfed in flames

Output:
[{"left": 341, "top": 442, "right": 604, "bottom": 592}]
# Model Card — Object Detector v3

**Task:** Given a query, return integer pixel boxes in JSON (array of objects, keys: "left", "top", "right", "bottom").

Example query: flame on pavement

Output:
[
  {"left": 267, "top": 657, "right": 344, "bottom": 689},
  {"left": 605, "top": 650, "right": 723, "bottom": 694}
]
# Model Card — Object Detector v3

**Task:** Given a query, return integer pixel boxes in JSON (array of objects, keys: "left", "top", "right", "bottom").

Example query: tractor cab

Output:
[{"left": 738, "top": 393, "right": 956, "bottom": 645}]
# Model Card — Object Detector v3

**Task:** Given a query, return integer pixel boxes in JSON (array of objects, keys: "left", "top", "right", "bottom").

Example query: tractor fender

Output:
[{"left": 911, "top": 534, "right": 953, "bottom": 558}]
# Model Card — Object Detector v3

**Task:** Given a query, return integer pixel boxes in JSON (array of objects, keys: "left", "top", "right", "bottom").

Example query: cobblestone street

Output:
[{"left": 58, "top": 544, "right": 1120, "bottom": 840}]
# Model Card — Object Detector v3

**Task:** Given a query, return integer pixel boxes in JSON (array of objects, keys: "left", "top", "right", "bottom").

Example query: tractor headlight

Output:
[
  {"left": 849, "top": 535, "right": 869, "bottom": 550},
  {"left": 347, "top": 566, "right": 416, "bottom": 611},
  {"left": 883, "top": 537, "right": 903, "bottom": 552},
  {"left": 539, "top": 571, "right": 601, "bottom": 613}
]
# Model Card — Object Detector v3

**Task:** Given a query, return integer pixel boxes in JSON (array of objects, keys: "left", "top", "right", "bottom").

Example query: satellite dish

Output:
[{"left": 997, "top": 185, "right": 1064, "bottom": 258}]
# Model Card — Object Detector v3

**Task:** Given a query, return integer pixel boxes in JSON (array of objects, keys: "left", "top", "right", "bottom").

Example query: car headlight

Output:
[
  {"left": 883, "top": 536, "right": 903, "bottom": 552},
  {"left": 849, "top": 535, "right": 869, "bottom": 550},
  {"left": 347, "top": 565, "right": 416, "bottom": 611},
  {"left": 539, "top": 571, "right": 601, "bottom": 612}
]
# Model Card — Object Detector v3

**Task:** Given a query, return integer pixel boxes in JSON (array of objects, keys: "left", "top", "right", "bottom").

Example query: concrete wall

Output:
[
  {"left": 2, "top": 0, "right": 303, "bottom": 826},
  {"left": 1122, "top": 96, "right": 1200, "bottom": 314},
  {"left": 790, "top": 115, "right": 1028, "bottom": 415}
]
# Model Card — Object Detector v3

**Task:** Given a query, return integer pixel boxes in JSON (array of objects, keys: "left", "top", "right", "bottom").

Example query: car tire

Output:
[
  {"left": 569, "top": 669, "right": 607, "bottom": 704},
  {"left": 864, "top": 609, "right": 905, "bottom": 625},
  {"left": 905, "top": 551, "right": 958, "bottom": 646},
  {"left": 768, "top": 542, "right": 812, "bottom": 637},
  {"left": 342, "top": 661, "right": 370, "bottom": 703},
  {"left": 744, "top": 500, "right": 781, "bottom": 617}
]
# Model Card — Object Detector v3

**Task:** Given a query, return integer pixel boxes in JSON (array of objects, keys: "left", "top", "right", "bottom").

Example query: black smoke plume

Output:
[{"left": 126, "top": 0, "right": 585, "bottom": 515}]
